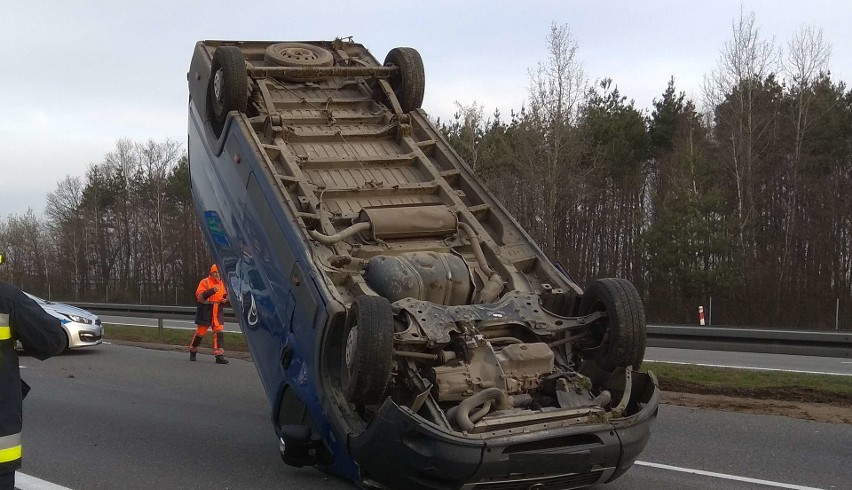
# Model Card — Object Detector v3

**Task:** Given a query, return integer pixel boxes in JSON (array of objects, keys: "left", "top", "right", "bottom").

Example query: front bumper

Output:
[
  {"left": 349, "top": 371, "right": 659, "bottom": 490},
  {"left": 64, "top": 322, "right": 104, "bottom": 348}
]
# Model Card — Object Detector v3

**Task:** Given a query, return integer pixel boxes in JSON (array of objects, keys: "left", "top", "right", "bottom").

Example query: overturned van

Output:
[{"left": 187, "top": 38, "right": 658, "bottom": 489}]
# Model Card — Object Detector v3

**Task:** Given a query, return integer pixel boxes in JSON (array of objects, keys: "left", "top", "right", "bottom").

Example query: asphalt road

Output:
[{"left": 14, "top": 343, "right": 851, "bottom": 489}]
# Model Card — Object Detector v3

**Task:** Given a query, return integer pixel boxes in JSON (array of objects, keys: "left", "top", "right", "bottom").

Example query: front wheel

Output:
[
  {"left": 342, "top": 295, "right": 395, "bottom": 405},
  {"left": 578, "top": 278, "right": 646, "bottom": 372}
]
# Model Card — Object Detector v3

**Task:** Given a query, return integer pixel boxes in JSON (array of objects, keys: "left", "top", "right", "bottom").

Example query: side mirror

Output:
[{"left": 278, "top": 425, "right": 319, "bottom": 468}]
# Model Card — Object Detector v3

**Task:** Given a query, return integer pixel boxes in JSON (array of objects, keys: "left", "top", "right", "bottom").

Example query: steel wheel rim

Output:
[
  {"left": 345, "top": 325, "right": 358, "bottom": 369},
  {"left": 213, "top": 68, "right": 224, "bottom": 106},
  {"left": 280, "top": 47, "right": 318, "bottom": 61}
]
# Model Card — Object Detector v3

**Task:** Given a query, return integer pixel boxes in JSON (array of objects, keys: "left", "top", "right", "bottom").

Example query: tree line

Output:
[
  {"left": 1, "top": 12, "right": 850, "bottom": 329},
  {"left": 437, "top": 15, "right": 851, "bottom": 329},
  {"left": 0, "top": 139, "right": 210, "bottom": 305}
]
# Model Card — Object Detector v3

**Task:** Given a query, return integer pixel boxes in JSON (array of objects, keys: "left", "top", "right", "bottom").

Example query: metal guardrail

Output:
[
  {"left": 71, "top": 302, "right": 237, "bottom": 321},
  {"left": 69, "top": 302, "right": 852, "bottom": 358},
  {"left": 647, "top": 325, "right": 851, "bottom": 358}
]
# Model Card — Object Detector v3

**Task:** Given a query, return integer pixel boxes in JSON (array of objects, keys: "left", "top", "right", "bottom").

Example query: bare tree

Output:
[
  {"left": 519, "top": 22, "right": 589, "bottom": 258},
  {"left": 451, "top": 101, "right": 486, "bottom": 171},
  {"left": 777, "top": 24, "right": 832, "bottom": 303},
  {"left": 702, "top": 9, "right": 779, "bottom": 110},
  {"left": 45, "top": 176, "right": 85, "bottom": 298},
  {"left": 785, "top": 25, "right": 831, "bottom": 88},
  {"left": 137, "top": 138, "right": 182, "bottom": 299},
  {"left": 702, "top": 8, "right": 779, "bottom": 253}
]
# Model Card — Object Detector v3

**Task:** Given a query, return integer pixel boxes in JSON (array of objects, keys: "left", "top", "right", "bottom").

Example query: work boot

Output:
[
  {"left": 215, "top": 355, "right": 229, "bottom": 365},
  {"left": 189, "top": 351, "right": 197, "bottom": 362}
]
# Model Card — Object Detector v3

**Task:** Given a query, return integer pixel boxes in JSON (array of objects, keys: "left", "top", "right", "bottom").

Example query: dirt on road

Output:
[{"left": 662, "top": 392, "right": 852, "bottom": 425}]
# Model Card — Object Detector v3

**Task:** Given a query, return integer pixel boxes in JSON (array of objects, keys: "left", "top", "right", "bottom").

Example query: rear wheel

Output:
[
  {"left": 207, "top": 46, "right": 248, "bottom": 137},
  {"left": 578, "top": 278, "right": 646, "bottom": 372},
  {"left": 342, "top": 295, "right": 395, "bottom": 405},
  {"left": 383, "top": 47, "right": 425, "bottom": 113}
]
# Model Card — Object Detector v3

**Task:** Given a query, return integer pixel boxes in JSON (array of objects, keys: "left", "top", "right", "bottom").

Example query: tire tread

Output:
[
  {"left": 208, "top": 46, "right": 248, "bottom": 137},
  {"left": 384, "top": 47, "right": 425, "bottom": 112},
  {"left": 344, "top": 296, "right": 394, "bottom": 404},
  {"left": 579, "top": 278, "right": 646, "bottom": 371}
]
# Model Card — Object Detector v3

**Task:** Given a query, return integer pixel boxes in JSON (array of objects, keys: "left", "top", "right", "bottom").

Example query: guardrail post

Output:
[
  {"left": 158, "top": 317, "right": 164, "bottom": 340},
  {"left": 709, "top": 295, "right": 712, "bottom": 326}
]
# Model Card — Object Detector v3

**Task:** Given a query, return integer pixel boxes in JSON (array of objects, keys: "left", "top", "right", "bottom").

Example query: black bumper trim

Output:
[{"left": 349, "top": 375, "right": 658, "bottom": 490}]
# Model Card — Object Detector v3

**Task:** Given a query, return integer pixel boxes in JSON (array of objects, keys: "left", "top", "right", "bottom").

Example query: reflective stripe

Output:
[
  {"left": 0, "top": 313, "right": 9, "bottom": 340},
  {"left": 0, "top": 445, "right": 22, "bottom": 463},
  {"left": 0, "top": 433, "right": 22, "bottom": 463},
  {"left": 0, "top": 316, "right": 22, "bottom": 465}
]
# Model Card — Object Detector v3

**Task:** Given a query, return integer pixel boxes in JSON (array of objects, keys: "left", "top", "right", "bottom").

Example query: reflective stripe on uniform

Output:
[
  {"left": 0, "top": 314, "right": 22, "bottom": 465},
  {"left": 0, "top": 433, "right": 22, "bottom": 463},
  {"left": 0, "top": 312, "right": 9, "bottom": 340}
]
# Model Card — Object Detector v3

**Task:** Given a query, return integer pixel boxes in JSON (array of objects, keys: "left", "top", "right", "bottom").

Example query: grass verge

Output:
[
  {"left": 105, "top": 324, "right": 250, "bottom": 352},
  {"left": 643, "top": 361, "right": 851, "bottom": 406}
]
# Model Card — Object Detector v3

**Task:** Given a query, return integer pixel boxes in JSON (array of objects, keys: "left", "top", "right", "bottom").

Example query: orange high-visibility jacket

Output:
[{"left": 194, "top": 276, "right": 227, "bottom": 327}]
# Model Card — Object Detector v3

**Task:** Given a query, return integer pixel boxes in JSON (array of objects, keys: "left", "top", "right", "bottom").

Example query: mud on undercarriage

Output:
[{"left": 337, "top": 263, "right": 653, "bottom": 435}]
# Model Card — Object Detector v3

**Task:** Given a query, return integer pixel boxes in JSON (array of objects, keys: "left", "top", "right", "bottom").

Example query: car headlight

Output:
[{"left": 66, "top": 314, "right": 93, "bottom": 325}]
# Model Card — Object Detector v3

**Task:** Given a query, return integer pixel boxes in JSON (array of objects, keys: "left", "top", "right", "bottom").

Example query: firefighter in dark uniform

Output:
[{"left": 0, "top": 254, "right": 66, "bottom": 490}]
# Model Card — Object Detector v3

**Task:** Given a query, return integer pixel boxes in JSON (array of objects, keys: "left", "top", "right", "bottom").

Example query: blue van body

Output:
[
  {"left": 188, "top": 103, "right": 362, "bottom": 480},
  {"left": 188, "top": 39, "right": 658, "bottom": 489}
]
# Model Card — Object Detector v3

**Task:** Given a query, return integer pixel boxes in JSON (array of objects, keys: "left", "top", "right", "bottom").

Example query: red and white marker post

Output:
[{"left": 698, "top": 305, "right": 705, "bottom": 326}]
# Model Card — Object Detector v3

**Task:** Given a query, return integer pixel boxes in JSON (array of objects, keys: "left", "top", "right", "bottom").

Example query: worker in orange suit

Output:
[{"left": 189, "top": 264, "right": 230, "bottom": 364}]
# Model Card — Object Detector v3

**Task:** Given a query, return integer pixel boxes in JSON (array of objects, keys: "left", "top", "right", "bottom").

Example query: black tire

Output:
[
  {"left": 342, "top": 295, "right": 395, "bottom": 405},
  {"left": 578, "top": 278, "right": 646, "bottom": 372},
  {"left": 383, "top": 47, "right": 425, "bottom": 113},
  {"left": 208, "top": 46, "right": 248, "bottom": 137}
]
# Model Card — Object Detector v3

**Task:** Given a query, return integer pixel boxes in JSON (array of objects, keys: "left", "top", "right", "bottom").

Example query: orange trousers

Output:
[{"left": 189, "top": 324, "right": 224, "bottom": 356}]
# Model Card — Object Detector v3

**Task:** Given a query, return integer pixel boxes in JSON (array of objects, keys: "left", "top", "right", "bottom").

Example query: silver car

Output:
[{"left": 25, "top": 293, "right": 103, "bottom": 349}]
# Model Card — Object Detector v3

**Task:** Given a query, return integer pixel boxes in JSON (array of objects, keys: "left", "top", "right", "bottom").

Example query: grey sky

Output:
[{"left": 1, "top": 1, "right": 850, "bottom": 218}]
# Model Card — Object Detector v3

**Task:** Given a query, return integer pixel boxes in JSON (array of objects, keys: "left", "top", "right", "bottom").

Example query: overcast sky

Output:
[{"left": 1, "top": 1, "right": 850, "bottom": 218}]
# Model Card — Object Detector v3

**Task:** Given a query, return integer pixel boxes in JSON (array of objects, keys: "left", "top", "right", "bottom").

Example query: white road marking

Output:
[
  {"left": 15, "top": 472, "right": 73, "bottom": 490},
  {"left": 644, "top": 359, "right": 851, "bottom": 377},
  {"left": 10, "top": 462, "right": 828, "bottom": 489},
  {"left": 636, "top": 462, "right": 824, "bottom": 489},
  {"left": 841, "top": 361, "right": 852, "bottom": 364}
]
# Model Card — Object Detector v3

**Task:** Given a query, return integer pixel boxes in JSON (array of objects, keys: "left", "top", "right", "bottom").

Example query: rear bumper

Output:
[{"left": 349, "top": 373, "right": 659, "bottom": 490}]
